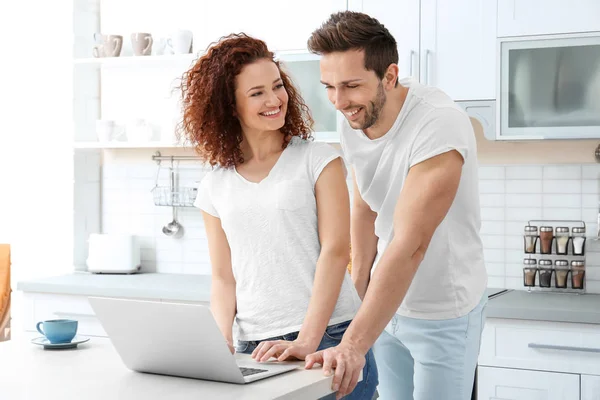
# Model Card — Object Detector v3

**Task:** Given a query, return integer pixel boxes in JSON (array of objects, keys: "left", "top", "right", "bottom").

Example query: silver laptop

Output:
[{"left": 88, "top": 297, "right": 297, "bottom": 384}]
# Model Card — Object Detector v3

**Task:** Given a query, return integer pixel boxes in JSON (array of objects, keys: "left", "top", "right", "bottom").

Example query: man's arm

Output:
[
  {"left": 350, "top": 171, "right": 378, "bottom": 299},
  {"left": 306, "top": 150, "right": 464, "bottom": 398},
  {"left": 343, "top": 150, "right": 463, "bottom": 353}
]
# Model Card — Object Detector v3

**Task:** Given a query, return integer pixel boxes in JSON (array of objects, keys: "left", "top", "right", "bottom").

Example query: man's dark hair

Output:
[{"left": 308, "top": 11, "right": 399, "bottom": 83}]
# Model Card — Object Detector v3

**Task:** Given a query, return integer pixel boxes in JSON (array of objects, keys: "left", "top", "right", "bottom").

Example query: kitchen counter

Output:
[
  {"left": 19, "top": 274, "right": 600, "bottom": 325},
  {"left": 0, "top": 334, "right": 339, "bottom": 400},
  {"left": 486, "top": 289, "right": 600, "bottom": 325},
  {"left": 17, "top": 273, "right": 211, "bottom": 302}
]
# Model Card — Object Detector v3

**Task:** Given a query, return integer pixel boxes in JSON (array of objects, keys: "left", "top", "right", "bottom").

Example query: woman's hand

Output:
[
  {"left": 227, "top": 340, "right": 235, "bottom": 354},
  {"left": 251, "top": 339, "right": 319, "bottom": 362}
]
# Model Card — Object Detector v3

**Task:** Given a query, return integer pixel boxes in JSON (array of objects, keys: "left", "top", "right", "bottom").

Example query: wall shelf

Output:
[
  {"left": 73, "top": 54, "right": 197, "bottom": 67},
  {"left": 73, "top": 50, "right": 321, "bottom": 68},
  {"left": 73, "top": 141, "right": 187, "bottom": 149}
]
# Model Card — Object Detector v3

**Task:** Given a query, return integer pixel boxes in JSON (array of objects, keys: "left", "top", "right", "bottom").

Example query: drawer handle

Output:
[
  {"left": 54, "top": 311, "right": 95, "bottom": 318},
  {"left": 528, "top": 343, "right": 600, "bottom": 354}
]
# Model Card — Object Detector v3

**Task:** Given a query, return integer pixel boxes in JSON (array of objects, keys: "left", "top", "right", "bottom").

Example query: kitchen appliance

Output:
[
  {"left": 497, "top": 32, "right": 600, "bottom": 139},
  {"left": 86, "top": 234, "right": 141, "bottom": 274}
]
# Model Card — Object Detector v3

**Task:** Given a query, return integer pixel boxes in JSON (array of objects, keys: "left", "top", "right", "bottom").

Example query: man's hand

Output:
[
  {"left": 251, "top": 339, "right": 319, "bottom": 362},
  {"left": 226, "top": 340, "right": 235, "bottom": 354},
  {"left": 305, "top": 341, "right": 365, "bottom": 399}
]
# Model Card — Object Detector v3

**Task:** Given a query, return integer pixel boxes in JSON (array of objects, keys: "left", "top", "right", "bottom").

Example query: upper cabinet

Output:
[
  {"left": 498, "top": 0, "right": 600, "bottom": 37},
  {"left": 201, "top": 0, "right": 347, "bottom": 53},
  {"left": 354, "top": 0, "right": 496, "bottom": 101},
  {"left": 355, "top": 0, "right": 421, "bottom": 81},
  {"left": 420, "top": 0, "right": 497, "bottom": 101}
]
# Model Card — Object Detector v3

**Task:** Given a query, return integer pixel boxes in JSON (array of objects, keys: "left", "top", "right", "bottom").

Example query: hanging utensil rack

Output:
[{"left": 150, "top": 152, "right": 200, "bottom": 208}]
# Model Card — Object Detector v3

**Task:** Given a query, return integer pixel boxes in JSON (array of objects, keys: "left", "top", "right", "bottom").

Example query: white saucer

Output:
[{"left": 31, "top": 335, "right": 90, "bottom": 350}]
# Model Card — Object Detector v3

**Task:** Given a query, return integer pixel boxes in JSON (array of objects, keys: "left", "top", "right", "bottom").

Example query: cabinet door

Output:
[
  {"left": 202, "top": 0, "right": 346, "bottom": 52},
  {"left": 498, "top": 0, "right": 600, "bottom": 37},
  {"left": 581, "top": 375, "right": 600, "bottom": 400},
  {"left": 420, "top": 0, "right": 497, "bottom": 100},
  {"left": 478, "top": 366, "right": 580, "bottom": 400},
  {"left": 360, "top": 0, "right": 421, "bottom": 80}
]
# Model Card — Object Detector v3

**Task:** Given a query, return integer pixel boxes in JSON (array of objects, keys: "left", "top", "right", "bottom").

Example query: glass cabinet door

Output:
[
  {"left": 499, "top": 33, "right": 600, "bottom": 139},
  {"left": 280, "top": 55, "right": 339, "bottom": 142}
]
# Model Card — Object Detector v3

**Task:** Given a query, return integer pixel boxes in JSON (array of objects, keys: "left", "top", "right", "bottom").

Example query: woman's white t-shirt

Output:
[{"left": 195, "top": 138, "right": 361, "bottom": 341}]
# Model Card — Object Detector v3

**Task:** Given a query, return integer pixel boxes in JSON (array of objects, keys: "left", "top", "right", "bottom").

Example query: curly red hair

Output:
[{"left": 178, "top": 33, "right": 314, "bottom": 168}]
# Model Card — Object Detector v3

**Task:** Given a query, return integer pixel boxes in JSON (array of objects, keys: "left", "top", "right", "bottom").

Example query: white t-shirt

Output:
[
  {"left": 195, "top": 138, "right": 361, "bottom": 341},
  {"left": 340, "top": 78, "right": 487, "bottom": 320}
]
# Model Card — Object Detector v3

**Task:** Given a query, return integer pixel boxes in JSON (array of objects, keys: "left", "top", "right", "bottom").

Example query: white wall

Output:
[
  {"left": 1, "top": 2, "right": 74, "bottom": 282},
  {"left": 1, "top": 1, "right": 74, "bottom": 334}
]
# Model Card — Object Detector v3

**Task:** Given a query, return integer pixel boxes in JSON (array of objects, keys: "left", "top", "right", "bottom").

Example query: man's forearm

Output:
[
  {"left": 350, "top": 208, "right": 378, "bottom": 299},
  {"left": 210, "top": 279, "right": 237, "bottom": 343},
  {"left": 343, "top": 235, "right": 424, "bottom": 354}
]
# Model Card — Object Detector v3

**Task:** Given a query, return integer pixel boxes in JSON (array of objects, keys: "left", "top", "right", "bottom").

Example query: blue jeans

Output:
[
  {"left": 236, "top": 320, "right": 378, "bottom": 399},
  {"left": 372, "top": 294, "right": 487, "bottom": 400}
]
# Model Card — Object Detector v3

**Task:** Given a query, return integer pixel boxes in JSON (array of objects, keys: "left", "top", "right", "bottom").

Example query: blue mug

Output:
[{"left": 36, "top": 319, "right": 78, "bottom": 344}]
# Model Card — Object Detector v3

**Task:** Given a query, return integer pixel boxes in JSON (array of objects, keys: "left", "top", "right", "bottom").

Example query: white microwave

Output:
[{"left": 497, "top": 32, "right": 600, "bottom": 140}]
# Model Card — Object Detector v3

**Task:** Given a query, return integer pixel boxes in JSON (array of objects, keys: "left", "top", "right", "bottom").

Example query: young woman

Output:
[{"left": 179, "top": 33, "right": 377, "bottom": 399}]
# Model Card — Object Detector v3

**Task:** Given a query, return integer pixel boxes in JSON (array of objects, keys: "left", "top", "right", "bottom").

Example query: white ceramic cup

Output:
[
  {"left": 167, "top": 30, "right": 193, "bottom": 54},
  {"left": 126, "top": 119, "right": 153, "bottom": 143},
  {"left": 96, "top": 120, "right": 116, "bottom": 142}
]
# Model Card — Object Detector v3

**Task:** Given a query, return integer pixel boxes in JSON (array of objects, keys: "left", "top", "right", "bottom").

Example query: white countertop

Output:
[
  {"left": 0, "top": 334, "right": 338, "bottom": 400},
  {"left": 486, "top": 290, "right": 600, "bottom": 324},
  {"left": 17, "top": 272, "right": 211, "bottom": 302}
]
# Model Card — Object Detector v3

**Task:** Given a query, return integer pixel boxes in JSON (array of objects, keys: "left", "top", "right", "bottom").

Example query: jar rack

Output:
[{"left": 523, "top": 219, "right": 586, "bottom": 294}]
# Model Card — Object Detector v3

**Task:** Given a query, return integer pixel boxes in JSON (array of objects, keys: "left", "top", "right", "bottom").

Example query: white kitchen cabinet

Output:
[
  {"left": 478, "top": 366, "right": 580, "bottom": 400},
  {"left": 359, "top": 0, "right": 420, "bottom": 80},
  {"left": 582, "top": 375, "right": 600, "bottom": 400},
  {"left": 23, "top": 292, "right": 107, "bottom": 337},
  {"left": 357, "top": 0, "right": 496, "bottom": 101},
  {"left": 419, "top": 0, "right": 496, "bottom": 101},
  {"left": 479, "top": 318, "right": 600, "bottom": 376},
  {"left": 202, "top": 0, "right": 346, "bottom": 52},
  {"left": 23, "top": 292, "right": 210, "bottom": 338},
  {"left": 497, "top": 0, "right": 600, "bottom": 37}
]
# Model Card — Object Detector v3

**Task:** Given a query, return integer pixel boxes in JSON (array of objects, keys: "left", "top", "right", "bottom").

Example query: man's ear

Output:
[{"left": 384, "top": 64, "right": 400, "bottom": 89}]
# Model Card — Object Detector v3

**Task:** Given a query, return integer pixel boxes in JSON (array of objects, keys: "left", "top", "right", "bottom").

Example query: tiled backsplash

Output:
[
  {"left": 102, "top": 162, "right": 211, "bottom": 275},
  {"left": 100, "top": 159, "right": 355, "bottom": 275},
  {"left": 479, "top": 164, "right": 600, "bottom": 293},
  {"left": 100, "top": 161, "right": 600, "bottom": 293}
]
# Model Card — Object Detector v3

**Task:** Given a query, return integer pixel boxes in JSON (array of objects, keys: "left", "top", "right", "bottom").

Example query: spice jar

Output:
[
  {"left": 555, "top": 227, "right": 570, "bottom": 255},
  {"left": 554, "top": 260, "right": 569, "bottom": 289},
  {"left": 523, "top": 259, "right": 537, "bottom": 287},
  {"left": 538, "top": 259, "right": 553, "bottom": 288},
  {"left": 571, "top": 260, "right": 585, "bottom": 289},
  {"left": 524, "top": 225, "right": 538, "bottom": 253},
  {"left": 572, "top": 227, "right": 586, "bottom": 256},
  {"left": 539, "top": 226, "right": 554, "bottom": 254}
]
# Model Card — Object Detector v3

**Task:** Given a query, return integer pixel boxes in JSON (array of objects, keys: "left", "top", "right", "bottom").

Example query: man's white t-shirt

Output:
[
  {"left": 340, "top": 78, "right": 487, "bottom": 320},
  {"left": 195, "top": 138, "right": 361, "bottom": 341}
]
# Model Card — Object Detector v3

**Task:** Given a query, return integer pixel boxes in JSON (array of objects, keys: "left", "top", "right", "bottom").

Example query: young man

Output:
[{"left": 304, "top": 11, "right": 488, "bottom": 400}]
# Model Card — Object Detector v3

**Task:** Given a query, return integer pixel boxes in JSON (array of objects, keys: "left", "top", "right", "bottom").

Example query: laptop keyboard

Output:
[{"left": 240, "top": 367, "right": 268, "bottom": 377}]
